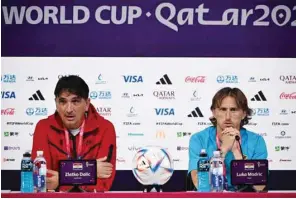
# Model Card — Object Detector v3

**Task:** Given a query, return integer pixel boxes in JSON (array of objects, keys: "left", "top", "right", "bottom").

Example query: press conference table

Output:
[{"left": 2, "top": 191, "right": 296, "bottom": 198}]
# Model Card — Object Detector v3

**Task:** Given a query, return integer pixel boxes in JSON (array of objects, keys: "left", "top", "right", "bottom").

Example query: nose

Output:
[
  {"left": 225, "top": 110, "right": 231, "bottom": 120},
  {"left": 65, "top": 102, "right": 74, "bottom": 113}
]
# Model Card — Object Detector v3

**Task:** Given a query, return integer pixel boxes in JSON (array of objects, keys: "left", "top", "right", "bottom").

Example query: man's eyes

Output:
[
  {"left": 219, "top": 108, "right": 238, "bottom": 111},
  {"left": 59, "top": 100, "right": 66, "bottom": 104},
  {"left": 58, "top": 100, "right": 81, "bottom": 104}
]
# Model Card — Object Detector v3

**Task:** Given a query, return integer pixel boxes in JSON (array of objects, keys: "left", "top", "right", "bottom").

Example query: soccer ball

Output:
[{"left": 132, "top": 146, "right": 174, "bottom": 185}]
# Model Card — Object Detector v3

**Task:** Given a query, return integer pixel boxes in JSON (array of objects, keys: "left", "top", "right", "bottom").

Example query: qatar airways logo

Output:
[
  {"left": 279, "top": 75, "right": 296, "bottom": 84},
  {"left": 280, "top": 92, "right": 296, "bottom": 100},
  {"left": 185, "top": 76, "right": 206, "bottom": 83}
]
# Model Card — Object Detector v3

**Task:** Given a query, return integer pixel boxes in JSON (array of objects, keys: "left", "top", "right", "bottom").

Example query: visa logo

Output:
[
  {"left": 123, "top": 75, "right": 143, "bottom": 83},
  {"left": 155, "top": 108, "right": 175, "bottom": 116},
  {"left": 1, "top": 91, "right": 16, "bottom": 99}
]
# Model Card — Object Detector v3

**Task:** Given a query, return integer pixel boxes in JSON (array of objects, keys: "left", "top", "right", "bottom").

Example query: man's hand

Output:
[
  {"left": 190, "top": 170, "right": 198, "bottom": 189},
  {"left": 46, "top": 169, "right": 59, "bottom": 190},
  {"left": 220, "top": 127, "right": 240, "bottom": 154},
  {"left": 97, "top": 156, "right": 113, "bottom": 178}
]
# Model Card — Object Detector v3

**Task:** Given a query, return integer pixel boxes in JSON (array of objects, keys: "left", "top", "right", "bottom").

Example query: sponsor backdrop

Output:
[
  {"left": 1, "top": 58, "right": 296, "bottom": 171},
  {"left": 1, "top": 0, "right": 296, "bottom": 191}
]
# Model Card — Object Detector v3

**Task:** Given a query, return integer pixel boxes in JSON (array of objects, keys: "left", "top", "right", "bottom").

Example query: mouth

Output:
[
  {"left": 224, "top": 122, "right": 233, "bottom": 127},
  {"left": 65, "top": 115, "right": 75, "bottom": 121}
]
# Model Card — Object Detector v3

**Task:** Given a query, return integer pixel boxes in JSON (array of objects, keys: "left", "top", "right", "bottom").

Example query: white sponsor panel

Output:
[{"left": 1, "top": 57, "right": 296, "bottom": 170}]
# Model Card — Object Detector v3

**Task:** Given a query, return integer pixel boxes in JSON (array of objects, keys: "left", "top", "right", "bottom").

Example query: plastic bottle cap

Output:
[
  {"left": 23, "top": 152, "right": 31, "bottom": 157},
  {"left": 201, "top": 149, "right": 206, "bottom": 153},
  {"left": 37, "top": 151, "right": 43, "bottom": 156},
  {"left": 213, "top": 151, "right": 220, "bottom": 157}
]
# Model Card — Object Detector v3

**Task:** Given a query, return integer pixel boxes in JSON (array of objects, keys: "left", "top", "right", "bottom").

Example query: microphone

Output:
[
  {"left": 234, "top": 135, "right": 258, "bottom": 192},
  {"left": 106, "top": 144, "right": 114, "bottom": 162},
  {"left": 235, "top": 135, "right": 244, "bottom": 160}
]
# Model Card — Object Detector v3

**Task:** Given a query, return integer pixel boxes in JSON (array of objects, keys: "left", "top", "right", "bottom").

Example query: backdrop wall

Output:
[{"left": 1, "top": 0, "right": 296, "bottom": 191}]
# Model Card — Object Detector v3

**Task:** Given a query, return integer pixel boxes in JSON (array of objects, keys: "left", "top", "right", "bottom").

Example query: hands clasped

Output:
[{"left": 220, "top": 127, "right": 240, "bottom": 153}]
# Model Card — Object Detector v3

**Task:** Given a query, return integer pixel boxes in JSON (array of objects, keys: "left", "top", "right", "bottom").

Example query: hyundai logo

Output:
[{"left": 280, "top": 131, "right": 286, "bottom": 136}]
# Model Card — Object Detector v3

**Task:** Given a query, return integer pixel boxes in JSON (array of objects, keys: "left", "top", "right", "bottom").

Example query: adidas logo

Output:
[
  {"left": 29, "top": 90, "right": 45, "bottom": 101},
  {"left": 251, "top": 91, "right": 267, "bottom": 101},
  {"left": 188, "top": 107, "right": 204, "bottom": 117},
  {"left": 156, "top": 74, "right": 172, "bottom": 85}
]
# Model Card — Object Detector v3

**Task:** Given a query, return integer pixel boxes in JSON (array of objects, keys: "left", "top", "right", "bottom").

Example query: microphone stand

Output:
[
  {"left": 234, "top": 135, "right": 255, "bottom": 192},
  {"left": 235, "top": 135, "right": 244, "bottom": 160},
  {"left": 68, "top": 185, "right": 85, "bottom": 192}
]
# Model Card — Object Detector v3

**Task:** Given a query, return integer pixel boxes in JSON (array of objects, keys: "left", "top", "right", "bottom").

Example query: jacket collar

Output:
[{"left": 49, "top": 103, "right": 102, "bottom": 133}]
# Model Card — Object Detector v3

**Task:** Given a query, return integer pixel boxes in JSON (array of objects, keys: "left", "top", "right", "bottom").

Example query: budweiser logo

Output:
[
  {"left": 1, "top": 108, "right": 15, "bottom": 115},
  {"left": 280, "top": 92, "right": 296, "bottom": 99},
  {"left": 185, "top": 76, "right": 205, "bottom": 83}
]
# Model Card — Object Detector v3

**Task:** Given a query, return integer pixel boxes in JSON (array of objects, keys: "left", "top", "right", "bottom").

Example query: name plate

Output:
[
  {"left": 59, "top": 160, "right": 97, "bottom": 185},
  {"left": 231, "top": 159, "right": 268, "bottom": 185}
]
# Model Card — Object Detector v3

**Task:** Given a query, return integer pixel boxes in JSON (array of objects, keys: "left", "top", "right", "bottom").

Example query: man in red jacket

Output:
[{"left": 31, "top": 75, "right": 116, "bottom": 192}]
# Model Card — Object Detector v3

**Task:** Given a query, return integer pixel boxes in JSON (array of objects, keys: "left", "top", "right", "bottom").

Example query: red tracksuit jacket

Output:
[{"left": 31, "top": 103, "right": 116, "bottom": 192}]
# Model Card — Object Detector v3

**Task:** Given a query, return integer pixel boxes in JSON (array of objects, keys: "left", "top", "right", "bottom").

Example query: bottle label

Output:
[
  {"left": 198, "top": 159, "right": 210, "bottom": 172},
  {"left": 21, "top": 160, "right": 33, "bottom": 171},
  {"left": 34, "top": 175, "right": 45, "bottom": 188},
  {"left": 211, "top": 174, "right": 223, "bottom": 188}
]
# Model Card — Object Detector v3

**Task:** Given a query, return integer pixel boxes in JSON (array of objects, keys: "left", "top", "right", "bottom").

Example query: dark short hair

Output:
[
  {"left": 54, "top": 75, "right": 89, "bottom": 99},
  {"left": 209, "top": 87, "right": 252, "bottom": 127}
]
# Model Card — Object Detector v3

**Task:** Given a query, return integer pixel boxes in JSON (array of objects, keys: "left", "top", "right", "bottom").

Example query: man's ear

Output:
[
  {"left": 54, "top": 98, "right": 59, "bottom": 111},
  {"left": 85, "top": 98, "right": 90, "bottom": 112},
  {"left": 242, "top": 111, "right": 247, "bottom": 120},
  {"left": 211, "top": 108, "right": 217, "bottom": 119}
]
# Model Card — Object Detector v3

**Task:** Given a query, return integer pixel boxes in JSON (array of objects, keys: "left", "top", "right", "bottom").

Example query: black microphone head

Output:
[
  {"left": 107, "top": 144, "right": 114, "bottom": 162},
  {"left": 235, "top": 135, "right": 240, "bottom": 141}
]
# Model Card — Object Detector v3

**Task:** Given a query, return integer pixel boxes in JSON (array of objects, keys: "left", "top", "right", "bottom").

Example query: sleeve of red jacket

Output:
[
  {"left": 31, "top": 120, "right": 52, "bottom": 170},
  {"left": 83, "top": 121, "right": 117, "bottom": 192}
]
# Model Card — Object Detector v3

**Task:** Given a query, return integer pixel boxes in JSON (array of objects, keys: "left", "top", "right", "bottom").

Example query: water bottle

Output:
[
  {"left": 33, "top": 151, "right": 47, "bottom": 192},
  {"left": 197, "top": 149, "right": 210, "bottom": 192},
  {"left": 20, "top": 152, "right": 34, "bottom": 193},
  {"left": 210, "top": 151, "right": 224, "bottom": 192}
]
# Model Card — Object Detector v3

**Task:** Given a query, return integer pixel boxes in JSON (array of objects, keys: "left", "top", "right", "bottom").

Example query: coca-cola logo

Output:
[
  {"left": 280, "top": 92, "right": 296, "bottom": 99},
  {"left": 1, "top": 108, "right": 15, "bottom": 115},
  {"left": 185, "top": 76, "right": 206, "bottom": 83}
]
